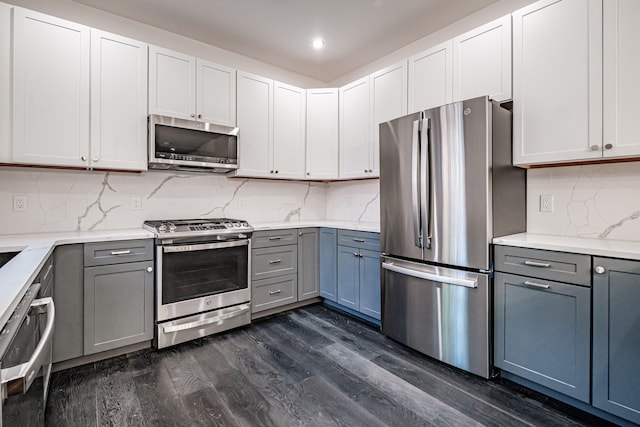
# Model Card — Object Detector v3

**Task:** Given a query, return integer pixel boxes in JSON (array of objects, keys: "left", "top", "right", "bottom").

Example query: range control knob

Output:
[
  {"left": 242, "top": 222, "right": 249, "bottom": 228},
  {"left": 168, "top": 223, "right": 177, "bottom": 232},
  {"left": 158, "top": 223, "right": 167, "bottom": 232}
]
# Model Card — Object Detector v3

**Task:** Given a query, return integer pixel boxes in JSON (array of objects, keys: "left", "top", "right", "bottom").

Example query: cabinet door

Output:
[
  {"left": 339, "top": 77, "right": 370, "bottom": 179},
  {"left": 148, "top": 45, "right": 195, "bottom": 120},
  {"left": 319, "top": 228, "right": 338, "bottom": 301},
  {"left": 297, "top": 228, "right": 319, "bottom": 301},
  {"left": 0, "top": 3, "right": 10, "bottom": 162},
  {"left": 370, "top": 61, "right": 407, "bottom": 176},
  {"left": 273, "top": 81, "right": 306, "bottom": 179},
  {"left": 337, "top": 245, "right": 360, "bottom": 311},
  {"left": 236, "top": 71, "right": 273, "bottom": 178},
  {"left": 603, "top": 0, "right": 640, "bottom": 159},
  {"left": 453, "top": 15, "right": 512, "bottom": 102},
  {"left": 593, "top": 258, "right": 640, "bottom": 424},
  {"left": 494, "top": 272, "right": 591, "bottom": 403},
  {"left": 197, "top": 59, "right": 236, "bottom": 126},
  {"left": 359, "top": 249, "right": 381, "bottom": 320},
  {"left": 408, "top": 41, "right": 453, "bottom": 113},
  {"left": 90, "top": 29, "right": 147, "bottom": 171},
  {"left": 512, "top": 0, "right": 602, "bottom": 166},
  {"left": 84, "top": 260, "right": 154, "bottom": 355},
  {"left": 306, "top": 88, "right": 338, "bottom": 180},
  {"left": 12, "top": 8, "right": 90, "bottom": 167}
]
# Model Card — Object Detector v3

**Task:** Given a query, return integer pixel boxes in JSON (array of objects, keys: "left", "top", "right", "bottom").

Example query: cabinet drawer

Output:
[
  {"left": 84, "top": 239, "right": 153, "bottom": 266},
  {"left": 252, "top": 229, "right": 298, "bottom": 248},
  {"left": 337, "top": 229, "right": 380, "bottom": 251},
  {"left": 494, "top": 245, "right": 590, "bottom": 286},
  {"left": 252, "top": 245, "right": 297, "bottom": 280},
  {"left": 252, "top": 274, "right": 297, "bottom": 313}
]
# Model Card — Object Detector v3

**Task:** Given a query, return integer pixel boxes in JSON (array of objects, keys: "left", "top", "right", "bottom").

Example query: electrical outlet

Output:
[
  {"left": 238, "top": 198, "right": 245, "bottom": 208},
  {"left": 540, "top": 194, "right": 554, "bottom": 213},
  {"left": 13, "top": 195, "right": 27, "bottom": 212},
  {"left": 131, "top": 196, "right": 142, "bottom": 210}
]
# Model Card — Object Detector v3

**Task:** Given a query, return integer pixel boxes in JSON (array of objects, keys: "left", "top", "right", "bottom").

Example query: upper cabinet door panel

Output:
[
  {"left": 409, "top": 41, "right": 453, "bottom": 113},
  {"left": 603, "top": 0, "right": 640, "bottom": 159},
  {"left": 90, "top": 29, "right": 148, "bottom": 171},
  {"left": 197, "top": 59, "right": 236, "bottom": 127},
  {"left": 453, "top": 15, "right": 512, "bottom": 102},
  {"left": 370, "top": 60, "right": 407, "bottom": 176},
  {"left": 12, "top": 8, "right": 90, "bottom": 167},
  {"left": 306, "top": 88, "right": 338, "bottom": 180},
  {"left": 273, "top": 81, "right": 306, "bottom": 179},
  {"left": 512, "top": 0, "right": 603, "bottom": 166},
  {"left": 148, "top": 46, "right": 195, "bottom": 120},
  {"left": 339, "top": 77, "right": 370, "bottom": 179},
  {"left": 0, "top": 3, "right": 11, "bottom": 163}
]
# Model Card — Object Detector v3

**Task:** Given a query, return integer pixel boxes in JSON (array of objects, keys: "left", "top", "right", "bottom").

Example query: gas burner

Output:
[{"left": 143, "top": 218, "right": 253, "bottom": 239}]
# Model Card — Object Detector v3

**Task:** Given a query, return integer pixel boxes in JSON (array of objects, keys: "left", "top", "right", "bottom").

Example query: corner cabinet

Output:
[
  {"left": 339, "top": 77, "right": 371, "bottom": 179},
  {"left": 592, "top": 257, "right": 640, "bottom": 424},
  {"left": 0, "top": 3, "right": 11, "bottom": 163},
  {"left": 408, "top": 41, "right": 453, "bottom": 113},
  {"left": 306, "top": 89, "right": 339, "bottom": 180}
]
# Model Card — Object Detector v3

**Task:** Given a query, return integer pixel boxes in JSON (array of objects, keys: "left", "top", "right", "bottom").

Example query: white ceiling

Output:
[{"left": 71, "top": 0, "right": 500, "bottom": 83}]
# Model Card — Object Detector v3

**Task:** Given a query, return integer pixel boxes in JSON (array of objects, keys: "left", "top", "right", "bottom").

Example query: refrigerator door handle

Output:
[
  {"left": 420, "top": 118, "right": 431, "bottom": 249},
  {"left": 382, "top": 262, "right": 478, "bottom": 289},
  {"left": 412, "top": 119, "right": 422, "bottom": 248}
]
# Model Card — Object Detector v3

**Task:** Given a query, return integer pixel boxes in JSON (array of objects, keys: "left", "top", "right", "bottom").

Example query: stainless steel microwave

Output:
[{"left": 148, "top": 114, "right": 239, "bottom": 173}]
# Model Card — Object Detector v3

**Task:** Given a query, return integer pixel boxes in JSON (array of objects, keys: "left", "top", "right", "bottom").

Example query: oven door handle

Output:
[
  {"left": 1, "top": 297, "right": 55, "bottom": 398},
  {"left": 163, "top": 239, "right": 249, "bottom": 253},
  {"left": 162, "top": 304, "right": 250, "bottom": 333}
]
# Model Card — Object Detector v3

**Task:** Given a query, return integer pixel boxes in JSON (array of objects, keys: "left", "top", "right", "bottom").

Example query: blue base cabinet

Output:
[{"left": 319, "top": 228, "right": 338, "bottom": 301}]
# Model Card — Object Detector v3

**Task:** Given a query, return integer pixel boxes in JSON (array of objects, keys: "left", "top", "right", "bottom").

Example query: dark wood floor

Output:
[{"left": 45, "top": 304, "right": 612, "bottom": 426}]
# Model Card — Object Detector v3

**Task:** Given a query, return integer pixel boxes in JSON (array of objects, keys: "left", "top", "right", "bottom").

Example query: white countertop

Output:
[
  {"left": 0, "top": 229, "right": 154, "bottom": 332},
  {"left": 251, "top": 220, "right": 380, "bottom": 233},
  {"left": 493, "top": 233, "right": 640, "bottom": 261}
]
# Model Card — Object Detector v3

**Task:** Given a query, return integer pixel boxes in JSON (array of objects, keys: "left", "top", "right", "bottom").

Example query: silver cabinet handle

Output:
[
  {"left": 268, "top": 290, "right": 282, "bottom": 295},
  {"left": 353, "top": 252, "right": 359, "bottom": 257},
  {"left": 604, "top": 143, "right": 613, "bottom": 150},
  {"left": 590, "top": 145, "right": 600, "bottom": 151},
  {"left": 269, "top": 236, "right": 281, "bottom": 240},
  {"left": 353, "top": 238, "right": 366, "bottom": 243},
  {"left": 523, "top": 260, "right": 550, "bottom": 268},
  {"left": 522, "top": 280, "right": 550, "bottom": 289},
  {"left": 92, "top": 157, "right": 99, "bottom": 162},
  {"left": 147, "top": 267, "right": 153, "bottom": 273},
  {"left": 299, "top": 232, "right": 302, "bottom": 236},
  {"left": 110, "top": 250, "right": 131, "bottom": 255},
  {"left": 81, "top": 155, "right": 87, "bottom": 161},
  {"left": 190, "top": 113, "right": 196, "bottom": 118},
  {"left": 595, "top": 266, "right": 606, "bottom": 274},
  {"left": 359, "top": 253, "right": 363, "bottom": 257},
  {"left": 268, "top": 259, "right": 282, "bottom": 264},
  {"left": 197, "top": 114, "right": 202, "bottom": 119}
]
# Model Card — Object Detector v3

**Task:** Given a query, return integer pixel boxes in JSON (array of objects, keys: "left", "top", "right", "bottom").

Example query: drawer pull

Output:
[
  {"left": 268, "top": 259, "right": 282, "bottom": 264},
  {"left": 353, "top": 238, "right": 366, "bottom": 243},
  {"left": 269, "top": 237, "right": 282, "bottom": 241},
  {"left": 523, "top": 280, "right": 550, "bottom": 290},
  {"left": 523, "top": 260, "right": 550, "bottom": 268},
  {"left": 110, "top": 250, "right": 132, "bottom": 255},
  {"left": 269, "top": 290, "right": 282, "bottom": 295}
]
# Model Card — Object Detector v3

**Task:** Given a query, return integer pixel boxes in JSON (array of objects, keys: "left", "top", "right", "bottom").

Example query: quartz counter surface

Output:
[{"left": 251, "top": 220, "right": 380, "bottom": 233}]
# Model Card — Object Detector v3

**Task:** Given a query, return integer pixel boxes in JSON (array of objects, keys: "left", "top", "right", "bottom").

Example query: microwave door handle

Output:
[
  {"left": 1, "top": 297, "right": 55, "bottom": 397},
  {"left": 412, "top": 119, "right": 422, "bottom": 248},
  {"left": 420, "top": 118, "right": 431, "bottom": 249}
]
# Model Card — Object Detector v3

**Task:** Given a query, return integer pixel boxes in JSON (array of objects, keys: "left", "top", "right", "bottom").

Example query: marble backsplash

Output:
[{"left": 326, "top": 180, "right": 380, "bottom": 224}]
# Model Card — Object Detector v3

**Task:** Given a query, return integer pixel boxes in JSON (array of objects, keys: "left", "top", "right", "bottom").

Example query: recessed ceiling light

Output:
[{"left": 311, "top": 38, "right": 325, "bottom": 50}]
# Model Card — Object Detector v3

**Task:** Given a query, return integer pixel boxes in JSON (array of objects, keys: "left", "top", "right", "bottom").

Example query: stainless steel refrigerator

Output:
[{"left": 379, "top": 96, "right": 526, "bottom": 378}]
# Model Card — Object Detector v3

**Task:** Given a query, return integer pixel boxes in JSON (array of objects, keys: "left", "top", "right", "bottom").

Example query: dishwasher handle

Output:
[
  {"left": 1, "top": 297, "right": 55, "bottom": 398},
  {"left": 382, "top": 262, "right": 478, "bottom": 289}
]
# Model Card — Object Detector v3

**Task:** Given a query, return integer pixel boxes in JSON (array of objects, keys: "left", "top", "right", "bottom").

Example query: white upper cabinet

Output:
[
  {"left": 12, "top": 7, "right": 90, "bottom": 168},
  {"left": 512, "top": 0, "right": 603, "bottom": 166},
  {"left": 409, "top": 41, "right": 453, "bottom": 113},
  {"left": 453, "top": 15, "right": 512, "bottom": 102},
  {"left": 603, "top": 0, "right": 640, "bottom": 159},
  {"left": 90, "top": 29, "right": 148, "bottom": 171},
  {"left": 339, "top": 76, "right": 371, "bottom": 179},
  {"left": 0, "top": 2, "right": 11, "bottom": 163},
  {"left": 149, "top": 46, "right": 236, "bottom": 126},
  {"left": 306, "top": 88, "right": 338, "bottom": 180},
  {"left": 273, "top": 81, "right": 306, "bottom": 179},
  {"left": 370, "top": 60, "right": 408, "bottom": 175}
]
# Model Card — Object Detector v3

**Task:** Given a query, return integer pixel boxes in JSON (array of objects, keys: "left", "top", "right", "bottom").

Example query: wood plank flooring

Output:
[{"left": 45, "top": 304, "right": 613, "bottom": 426}]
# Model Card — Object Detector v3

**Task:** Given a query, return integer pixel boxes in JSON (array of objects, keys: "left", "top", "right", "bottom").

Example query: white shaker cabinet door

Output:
[
  {"left": 603, "top": 0, "right": 640, "bottom": 159},
  {"left": 409, "top": 41, "right": 453, "bottom": 113},
  {"left": 273, "top": 81, "right": 306, "bottom": 180},
  {"left": 370, "top": 60, "right": 407, "bottom": 176},
  {"left": 306, "top": 88, "right": 338, "bottom": 180},
  {"left": 12, "top": 8, "right": 90, "bottom": 167},
  {"left": 512, "top": 0, "right": 602, "bottom": 166},
  {"left": 90, "top": 29, "right": 148, "bottom": 171},
  {"left": 0, "top": 2, "right": 10, "bottom": 162},
  {"left": 148, "top": 45, "right": 195, "bottom": 120},
  {"left": 236, "top": 71, "right": 273, "bottom": 178},
  {"left": 197, "top": 59, "right": 236, "bottom": 127},
  {"left": 453, "top": 15, "right": 512, "bottom": 102},
  {"left": 339, "top": 76, "right": 370, "bottom": 179}
]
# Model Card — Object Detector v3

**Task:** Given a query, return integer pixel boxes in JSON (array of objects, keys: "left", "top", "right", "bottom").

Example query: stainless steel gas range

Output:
[{"left": 143, "top": 218, "right": 253, "bottom": 349}]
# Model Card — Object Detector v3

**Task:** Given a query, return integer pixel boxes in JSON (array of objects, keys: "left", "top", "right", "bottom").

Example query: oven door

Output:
[{"left": 157, "top": 239, "right": 251, "bottom": 321}]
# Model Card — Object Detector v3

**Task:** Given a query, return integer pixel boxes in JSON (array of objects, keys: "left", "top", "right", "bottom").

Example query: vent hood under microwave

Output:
[{"left": 148, "top": 114, "right": 239, "bottom": 173}]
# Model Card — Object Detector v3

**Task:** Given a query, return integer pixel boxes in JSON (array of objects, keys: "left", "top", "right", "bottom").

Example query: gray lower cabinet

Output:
[
  {"left": 252, "top": 274, "right": 297, "bottom": 312},
  {"left": 298, "top": 228, "right": 320, "bottom": 301},
  {"left": 319, "top": 228, "right": 337, "bottom": 301},
  {"left": 593, "top": 257, "right": 640, "bottom": 424}
]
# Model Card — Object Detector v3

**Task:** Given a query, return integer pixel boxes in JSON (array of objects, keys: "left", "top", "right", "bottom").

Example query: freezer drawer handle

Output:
[
  {"left": 382, "top": 262, "right": 477, "bottom": 289},
  {"left": 523, "top": 260, "right": 551, "bottom": 268},
  {"left": 162, "top": 304, "right": 250, "bottom": 333},
  {"left": 522, "top": 280, "right": 550, "bottom": 290}
]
